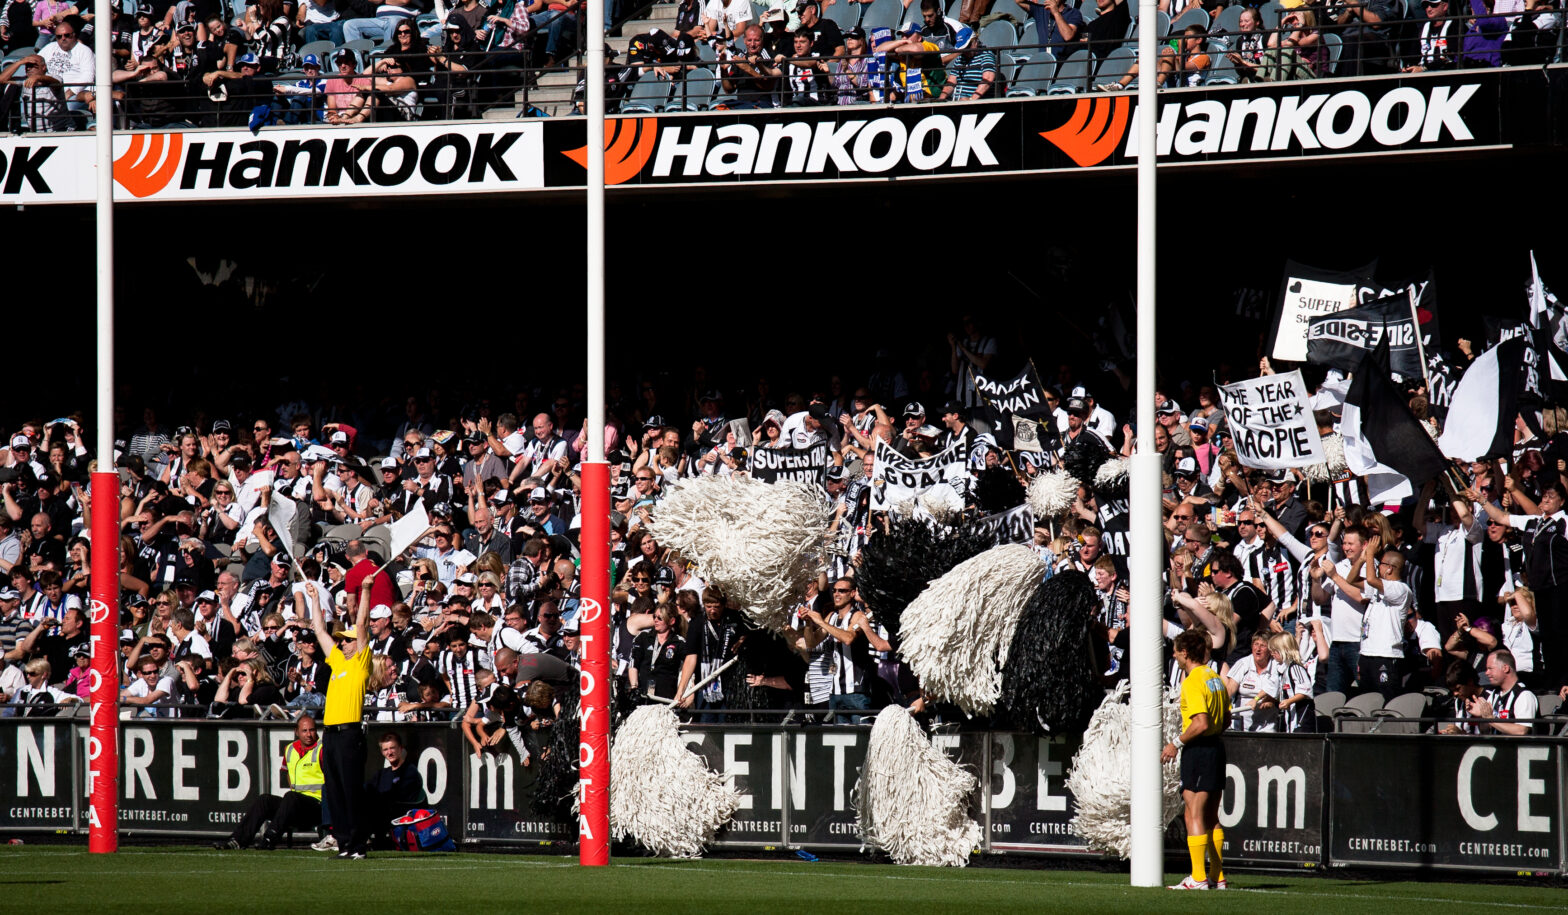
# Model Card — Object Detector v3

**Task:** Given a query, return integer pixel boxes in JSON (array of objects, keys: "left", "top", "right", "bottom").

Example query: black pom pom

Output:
[
  {"left": 1061, "top": 437, "right": 1110, "bottom": 489},
  {"left": 974, "top": 466, "right": 1028, "bottom": 514},
  {"left": 997, "top": 570, "right": 1102, "bottom": 736},
  {"left": 858, "top": 515, "right": 996, "bottom": 639}
]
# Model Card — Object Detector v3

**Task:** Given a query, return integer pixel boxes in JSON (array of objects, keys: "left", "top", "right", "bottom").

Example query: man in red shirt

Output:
[{"left": 342, "top": 540, "right": 395, "bottom": 610}]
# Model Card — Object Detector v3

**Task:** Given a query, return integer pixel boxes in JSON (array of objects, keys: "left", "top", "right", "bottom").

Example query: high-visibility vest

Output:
[{"left": 287, "top": 741, "right": 324, "bottom": 801}]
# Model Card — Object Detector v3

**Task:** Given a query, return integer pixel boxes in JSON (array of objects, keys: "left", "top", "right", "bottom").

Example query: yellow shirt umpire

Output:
[
  {"left": 311, "top": 575, "right": 375, "bottom": 860},
  {"left": 1162, "top": 629, "right": 1231, "bottom": 890}
]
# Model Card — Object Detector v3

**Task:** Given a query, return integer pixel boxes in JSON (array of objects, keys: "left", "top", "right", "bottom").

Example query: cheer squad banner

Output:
[
  {"left": 0, "top": 67, "right": 1554, "bottom": 205},
  {"left": 0, "top": 721, "right": 1561, "bottom": 873}
]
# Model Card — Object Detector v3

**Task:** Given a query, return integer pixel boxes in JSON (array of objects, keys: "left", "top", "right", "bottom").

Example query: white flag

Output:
[
  {"left": 267, "top": 493, "right": 299, "bottom": 559},
  {"left": 389, "top": 501, "right": 431, "bottom": 560}
]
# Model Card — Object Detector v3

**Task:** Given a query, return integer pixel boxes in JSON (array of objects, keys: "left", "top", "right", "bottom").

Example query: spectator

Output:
[
  {"left": 342, "top": 0, "right": 419, "bottom": 45},
  {"left": 1079, "top": 0, "right": 1130, "bottom": 61},
  {"left": 323, "top": 48, "right": 371, "bottom": 123},
  {"left": 121, "top": 656, "right": 176, "bottom": 717},
  {"left": 525, "top": 0, "right": 581, "bottom": 69},
  {"left": 1458, "top": 0, "right": 1508, "bottom": 66},
  {"left": 1018, "top": 0, "right": 1081, "bottom": 59},
  {"left": 938, "top": 26, "right": 995, "bottom": 100},
  {"left": 1403, "top": 0, "right": 1460, "bottom": 70},
  {"left": 704, "top": 0, "right": 753, "bottom": 45},
  {"left": 1466, "top": 648, "right": 1538, "bottom": 734},
  {"left": 37, "top": 14, "right": 93, "bottom": 123},
  {"left": 215, "top": 715, "right": 324, "bottom": 849},
  {"left": 1330, "top": 0, "right": 1402, "bottom": 75}
]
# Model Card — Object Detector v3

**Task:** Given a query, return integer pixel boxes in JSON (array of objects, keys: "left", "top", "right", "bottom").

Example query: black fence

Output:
[{"left": 1, "top": 718, "right": 1561, "bottom": 874}]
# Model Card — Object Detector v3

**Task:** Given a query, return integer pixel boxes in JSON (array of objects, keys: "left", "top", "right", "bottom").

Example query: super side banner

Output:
[
  {"left": 0, "top": 69, "right": 1531, "bottom": 205},
  {"left": 1218, "top": 371, "right": 1326, "bottom": 470}
]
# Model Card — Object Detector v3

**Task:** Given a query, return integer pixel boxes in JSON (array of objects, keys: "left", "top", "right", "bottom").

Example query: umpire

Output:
[
  {"left": 1163, "top": 629, "right": 1231, "bottom": 891},
  {"left": 310, "top": 575, "right": 376, "bottom": 860}
]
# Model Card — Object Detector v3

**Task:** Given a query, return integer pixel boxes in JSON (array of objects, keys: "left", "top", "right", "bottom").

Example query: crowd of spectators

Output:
[
  {"left": 0, "top": 0, "right": 1559, "bottom": 128},
  {"left": 0, "top": 309, "right": 1562, "bottom": 743}
]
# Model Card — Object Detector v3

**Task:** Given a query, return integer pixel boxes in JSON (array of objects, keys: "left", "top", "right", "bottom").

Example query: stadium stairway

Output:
[{"left": 483, "top": 0, "right": 679, "bottom": 119}]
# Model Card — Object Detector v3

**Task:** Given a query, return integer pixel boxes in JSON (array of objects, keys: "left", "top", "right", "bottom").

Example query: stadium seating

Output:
[
  {"left": 1008, "top": 51, "right": 1056, "bottom": 95},
  {"left": 1259, "top": 0, "right": 1284, "bottom": 29},
  {"left": 1169, "top": 6, "right": 1209, "bottom": 33},
  {"left": 1203, "top": 40, "right": 1238, "bottom": 84},
  {"left": 1214, "top": 4, "right": 1243, "bottom": 34},
  {"left": 1333, "top": 692, "right": 1385, "bottom": 732},
  {"left": 297, "top": 40, "right": 336, "bottom": 65},
  {"left": 980, "top": 19, "right": 1018, "bottom": 53},
  {"left": 669, "top": 67, "right": 716, "bottom": 110},
  {"left": 1371, "top": 692, "right": 1430, "bottom": 734},
  {"left": 826, "top": 0, "right": 863, "bottom": 28},
  {"left": 1323, "top": 32, "right": 1344, "bottom": 75},
  {"left": 1094, "top": 46, "right": 1136, "bottom": 87},
  {"left": 860, "top": 0, "right": 904, "bottom": 32},
  {"left": 1049, "top": 48, "right": 1090, "bottom": 93}
]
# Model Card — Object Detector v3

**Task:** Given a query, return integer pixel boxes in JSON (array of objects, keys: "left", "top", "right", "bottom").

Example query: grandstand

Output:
[{"left": 2, "top": 0, "right": 1568, "bottom": 890}]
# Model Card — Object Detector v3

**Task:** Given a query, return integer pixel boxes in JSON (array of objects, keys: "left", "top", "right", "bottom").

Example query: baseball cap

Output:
[
  {"left": 1189, "top": 417, "right": 1209, "bottom": 432},
  {"left": 1174, "top": 457, "right": 1199, "bottom": 478},
  {"left": 457, "top": 572, "right": 477, "bottom": 585},
  {"left": 0, "top": 588, "right": 17, "bottom": 601},
  {"left": 644, "top": 414, "right": 665, "bottom": 430},
  {"left": 336, "top": 626, "right": 360, "bottom": 640},
  {"left": 301, "top": 53, "right": 321, "bottom": 68},
  {"left": 330, "top": 430, "right": 349, "bottom": 445},
  {"left": 195, "top": 590, "right": 218, "bottom": 604},
  {"left": 414, "top": 447, "right": 433, "bottom": 459},
  {"left": 1071, "top": 386, "right": 1090, "bottom": 399},
  {"left": 1156, "top": 400, "right": 1179, "bottom": 415},
  {"left": 900, "top": 20, "right": 920, "bottom": 37},
  {"left": 369, "top": 604, "right": 392, "bottom": 620},
  {"left": 903, "top": 401, "right": 925, "bottom": 417},
  {"left": 212, "top": 419, "right": 232, "bottom": 433},
  {"left": 953, "top": 25, "right": 975, "bottom": 50},
  {"left": 653, "top": 566, "right": 676, "bottom": 588},
  {"left": 825, "top": 464, "right": 847, "bottom": 482},
  {"left": 237, "top": 52, "right": 260, "bottom": 68},
  {"left": 9, "top": 434, "right": 29, "bottom": 448},
  {"left": 561, "top": 617, "right": 580, "bottom": 635},
  {"left": 845, "top": 25, "right": 865, "bottom": 41},
  {"left": 467, "top": 431, "right": 487, "bottom": 445},
  {"left": 176, "top": 22, "right": 196, "bottom": 33},
  {"left": 380, "top": 457, "right": 398, "bottom": 470},
  {"left": 69, "top": 643, "right": 91, "bottom": 659},
  {"left": 1065, "top": 397, "right": 1088, "bottom": 415},
  {"left": 941, "top": 400, "right": 965, "bottom": 416}
]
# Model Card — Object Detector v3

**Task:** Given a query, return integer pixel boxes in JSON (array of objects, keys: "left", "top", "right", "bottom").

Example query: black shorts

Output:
[{"left": 1179, "top": 736, "right": 1226, "bottom": 794}]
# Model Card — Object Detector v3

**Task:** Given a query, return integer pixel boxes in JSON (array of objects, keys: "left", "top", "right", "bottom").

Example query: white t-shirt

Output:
[
  {"left": 703, "top": 0, "right": 753, "bottom": 34},
  {"left": 1360, "top": 578, "right": 1410, "bottom": 659},
  {"left": 1501, "top": 616, "right": 1537, "bottom": 673},
  {"left": 124, "top": 675, "right": 176, "bottom": 717},
  {"left": 1323, "top": 558, "right": 1368, "bottom": 644},
  {"left": 40, "top": 39, "right": 94, "bottom": 95},
  {"left": 1409, "top": 618, "right": 1441, "bottom": 657},
  {"left": 1227, "top": 655, "right": 1275, "bottom": 731},
  {"left": 1425, "top": 520, "right": 1480, "bottom": 603}
]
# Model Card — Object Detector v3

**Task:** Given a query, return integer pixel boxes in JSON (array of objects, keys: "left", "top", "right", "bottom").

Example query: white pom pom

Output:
[
  {"left": 1028, "top": 470, "right": 1080, "bottom": 519},
  {"left": 1093, "top": 458, "right": 1129, "bottom": 490},
  {"left": 610, "top": 705, "right": 741, "bottom": 857},
  {"left": 920, "top": 482, "right": 965, "bottom": 523},
  {"left": 1304, "top": 433, "right": 1348, "bottom": 483},
  {"left": 1065, "top": 682, "right": 1184, "bottom": 858},
  {"left": 854, "top": 705, "right": 982, "bottom": 866},
  {"left": 649, "top": 475, "right": 832, "bottom": 632},
  {"left": 897, "top": 544, "right": 1048, "bottom": 715},
  {"left": 1323, "top": 433, "right": 1347, "bottom": 473}
]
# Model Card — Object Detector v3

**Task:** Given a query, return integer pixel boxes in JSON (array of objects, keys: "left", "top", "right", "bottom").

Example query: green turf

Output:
[{"left": 0, "top": 847, "right": 1561, "bottom": 913}]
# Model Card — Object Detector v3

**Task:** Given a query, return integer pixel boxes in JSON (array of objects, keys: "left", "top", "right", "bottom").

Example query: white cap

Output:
[{"left": 369, "top": 604, "right": 392, "bottom": 620}]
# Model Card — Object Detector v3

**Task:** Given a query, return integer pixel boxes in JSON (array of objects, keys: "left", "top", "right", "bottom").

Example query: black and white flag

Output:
[
  {"left": 750, "top": 444, "right": 830, "bottom": 489},
  {"left": 1438, "top": 337, "right": 1524, "bottom": 462},
  {"left": 972, "top": 362, "right": 1049, "bottom": 417},
  {"left": 1527, "top": 251, "right": 1568, "bottom": 403},
  {"left": 1269, "top": 259, "right": 1378, "bottom": 363},
  {"left": 871, "top": 439, "right": 970, "bottom": 511},
  {"left": 1343, "top": 338, "right": 1450, "bottom": 500},
  {"left": 1306, "top": 293, "right": 1424, "bottom": 381},
  {"left": 1217, "top": 371, "right": 1325, "bottom": 470}
]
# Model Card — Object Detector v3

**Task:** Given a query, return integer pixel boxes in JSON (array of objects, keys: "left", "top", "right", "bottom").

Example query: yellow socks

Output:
[
  {"left": 1209, "top": 827, "right": 1225, "bottom": 882},
  {"left": 1186, "top": 834, "right": 1209, "bottom": 882}
]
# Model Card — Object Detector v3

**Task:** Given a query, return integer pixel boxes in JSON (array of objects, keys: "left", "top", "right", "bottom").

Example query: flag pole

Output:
[
  {"left": 88, "top": 8, "right": 120, "bottom": 854},
  {"left": 1128, "top": 0, "right": 1165, "bottom": 887},
  {"left": 579, "top": 0, "right": 611, "bottom": 867}
]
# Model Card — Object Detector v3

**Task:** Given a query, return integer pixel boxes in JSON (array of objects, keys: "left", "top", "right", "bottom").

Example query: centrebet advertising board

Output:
[{"left": 1331, "top": 737, "right": 1562, "bottom": 871}]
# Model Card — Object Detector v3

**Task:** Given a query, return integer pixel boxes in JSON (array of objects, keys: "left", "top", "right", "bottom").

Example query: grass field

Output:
[{"left": 0, "top": 846, "right": 1562, "bottom": 913}]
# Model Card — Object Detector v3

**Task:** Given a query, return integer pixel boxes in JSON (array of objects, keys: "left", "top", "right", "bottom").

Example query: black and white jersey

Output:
[
  {"left": 1248, "top": 544, "right": 1299, "bottom": 616},
  {"left": 437, "top": 648, "right": 481, "bottom": 711},
  {"left": 1486, "top": 683, "right": 1539, "bottom": 724},
  {"left": 826, "top": 607, "right": 870, "bottom": 697}
]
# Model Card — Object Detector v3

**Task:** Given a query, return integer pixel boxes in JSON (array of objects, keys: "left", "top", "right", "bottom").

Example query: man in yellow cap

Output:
[
  {"left": 311, "top": 575, "right": 375, "bottom": 859},
  {"left": 212, "top": 715, "right": 324, "bottom": 850},
  {"left": 1163, "top": 629, "right": 1231, "bottom": 890}
]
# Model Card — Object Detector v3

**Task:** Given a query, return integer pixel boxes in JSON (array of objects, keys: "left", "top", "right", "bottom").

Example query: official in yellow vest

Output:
[{"left": 212, "top": 715, "right": 325, "bottom": 850}]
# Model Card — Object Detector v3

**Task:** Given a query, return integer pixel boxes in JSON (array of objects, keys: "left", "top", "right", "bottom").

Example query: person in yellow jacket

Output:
[
  {"left": 213, "top": 715, "right": 325, "bottom": 850},
  {"left": 1162, "top": 629, "right": 1232, "bottom": 890}
]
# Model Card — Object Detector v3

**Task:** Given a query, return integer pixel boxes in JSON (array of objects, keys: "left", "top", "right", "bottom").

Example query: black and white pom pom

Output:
[
  {"left": 609, "top": 705, "right": 741, "bottom": 858},
  {"left": 1066, "top": 682, "right": 1183, "bottom": 859},
  {"left": 1027, "top": 470, "right": 1080, "bottom": 520},
  {"left": 857, "top": 515, "right": 997, "bottom": 640},
  {"left": 854, "top": 705, "right": 982, "bottom": 867},
  {"left": 898, "top": 544, "right": 1049, "bottom": 715},
  {"left": 997, "top": 570, "right": 1103, "bottom": 736},
  {"left": 1092, "top": 457, "right": 1130, "bottom": 501}
]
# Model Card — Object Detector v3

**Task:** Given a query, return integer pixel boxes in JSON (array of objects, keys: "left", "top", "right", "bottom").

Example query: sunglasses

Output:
[
  {"left": 1309, "top": 530, "right": 1328, "bottom": 538},
  {"left": 832, "top": 587, "right": 854, "bottom": 593}
]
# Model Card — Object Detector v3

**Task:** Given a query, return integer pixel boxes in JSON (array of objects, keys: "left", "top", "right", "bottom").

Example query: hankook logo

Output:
[
  {"left": 562, "top": 111, "right": 1006, "bottom": 181},
  {"left": 1039, "top": 83, "right": 1479, "bottom": 164},
  {"left": 115, "top": 132, "right": 183, "bottom": 197}
]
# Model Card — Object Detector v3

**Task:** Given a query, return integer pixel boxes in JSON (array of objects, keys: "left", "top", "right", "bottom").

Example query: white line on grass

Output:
[{"left": 632, "top": 862, "right": 1565, "bottom": 910}]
